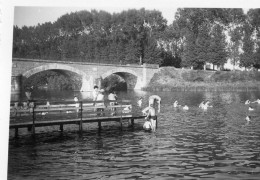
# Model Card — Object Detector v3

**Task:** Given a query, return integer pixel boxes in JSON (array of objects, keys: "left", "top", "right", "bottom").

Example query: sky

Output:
[
  {"left": 1, "top": 0, "right": 260, "bottom": 179},
  {"left": 13, "top": 6, "right": 178, "bottom": 28},
  {"left": 11, "top": 0, "right": 259, "bottom": 28}
]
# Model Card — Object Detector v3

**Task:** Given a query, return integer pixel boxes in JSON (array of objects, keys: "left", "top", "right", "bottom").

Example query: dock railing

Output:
[{"left": 9, "top": 99, "right": 145, "bottom": 137}]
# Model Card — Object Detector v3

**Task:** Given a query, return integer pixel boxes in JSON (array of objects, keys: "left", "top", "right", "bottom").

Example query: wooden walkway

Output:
[{"left": 9, "top": 100, "right": 146, "bottom": 137}]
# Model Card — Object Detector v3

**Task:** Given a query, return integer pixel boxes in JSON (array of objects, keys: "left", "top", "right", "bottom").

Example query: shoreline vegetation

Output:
[{"left": 143, "top": 67, "right": 260, "bottom": 92}]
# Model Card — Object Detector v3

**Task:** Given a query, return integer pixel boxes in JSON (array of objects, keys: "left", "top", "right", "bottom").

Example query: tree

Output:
[
  {"left": 181, "top": 30, "right": 197, "bottom": 68},
  {"left": 227, "top": 26, "right": 243, "bottom": 69},
  {"left": 240, "top": 22, "right": 254, "bottom": 69},
  {"left": 209, "top": 24, "right": 228, "bottom": 69},
  {"left": 195, "top": 23, "right": 211, "bottom": 69}
]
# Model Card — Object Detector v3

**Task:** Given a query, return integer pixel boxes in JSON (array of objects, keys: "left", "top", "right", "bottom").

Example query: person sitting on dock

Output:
[
  {"left": 142, "top": 103, "right": 157, "bottom": 132},
  {"left": 137, "top": 97, "right": 143, "bottom": 107},
  {"left": 11, "top": 102, "right": 20, "bottom": 116},
  {"left": 148, "top": 95, "right": 161, "bottom": 113},
  {"left": 122, "top": 105, "right": 132, "bottom": 113},
  {"left": 22, "top": 101, "right": 29, "bottom": 109}
]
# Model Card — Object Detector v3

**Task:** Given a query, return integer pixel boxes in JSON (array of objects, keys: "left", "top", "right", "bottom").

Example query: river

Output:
[{"left": 8, "top": 90, "right": 260, "bottom": 179}]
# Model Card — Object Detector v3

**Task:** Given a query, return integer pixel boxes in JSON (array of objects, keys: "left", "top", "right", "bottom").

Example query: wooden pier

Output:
[{"left": 9, "top": 100, "right": 146, "bottom": 137}]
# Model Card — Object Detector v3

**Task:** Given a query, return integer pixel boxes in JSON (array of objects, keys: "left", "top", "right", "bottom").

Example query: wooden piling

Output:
[
  {"left": 79, "top": 101, "right": 83, "bottom": 133},
  {"left": 15, "top": 127, "right": 18, "bottom": 138},
  {"left": 98, "top": 121, "right": 101, "bottom": 131},
  {"left": 32, "top": 106, "right": 35, "bottom": 136},
  {"left": 60, "top": 124, "right": 63, "bottom": 132},
  {"left": 128, "top": 118, "right": 134, "bottom": 127},
  {"left": 131, "top": 118, "right": 134, "bottom": 126}
]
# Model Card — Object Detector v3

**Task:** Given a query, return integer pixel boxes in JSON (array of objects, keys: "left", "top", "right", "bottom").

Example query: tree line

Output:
[{"left": 13, "top": 8, "right": 260, "bottom": 70}]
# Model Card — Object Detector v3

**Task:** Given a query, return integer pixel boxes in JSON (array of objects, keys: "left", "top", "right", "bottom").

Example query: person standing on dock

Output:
[
  {"left": 92, "top": 85, "right": 99, "bottom": 105},
  {"left": 142, "top": 103, "right": 157, "bottom": 131},
  {"left": 108, "top": 90, "right": 117, "bottom": 114},
  {"left": 96, "top": 89, "right": 105, "bottom": 116},
  {"left": 74, "top": 96, "right": 79, "bottom": 113},
  {"left": 148, "top": 95, "right": 161, "bottom": 113}
]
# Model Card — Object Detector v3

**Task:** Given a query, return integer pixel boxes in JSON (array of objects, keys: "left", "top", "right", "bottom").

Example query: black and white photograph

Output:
[{"left": 1, "top": 0, "right": 260, "bottom": 179}]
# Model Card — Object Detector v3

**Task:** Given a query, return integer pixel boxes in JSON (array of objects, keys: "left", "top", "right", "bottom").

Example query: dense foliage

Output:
[{"left": 13, "top": 8, "right": 260, "bottom": 70}]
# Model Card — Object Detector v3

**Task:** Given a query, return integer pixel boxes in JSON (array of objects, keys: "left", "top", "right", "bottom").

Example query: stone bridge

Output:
[{"left": 11, "top": 58, "right": 159, "bottom": 93}]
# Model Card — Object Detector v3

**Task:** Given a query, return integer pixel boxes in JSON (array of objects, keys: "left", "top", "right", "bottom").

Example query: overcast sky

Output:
[
  {"left": 11, "top": 0, "right": 258, "bottom": 28},
  {"left": 13, "top": 6, "right": 177, "bottom": 28}
]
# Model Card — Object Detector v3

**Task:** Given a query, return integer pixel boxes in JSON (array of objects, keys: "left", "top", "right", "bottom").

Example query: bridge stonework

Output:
[{"left": 11, "top": 58, "right": 159, "bottom": 93}]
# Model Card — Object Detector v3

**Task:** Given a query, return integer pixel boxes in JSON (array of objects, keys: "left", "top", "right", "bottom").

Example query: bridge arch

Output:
[
  {"left": 101, "top": 68, "right": 143, "bottom": 90},
  {"left": 23, "top": 63, "right": 87, "bottom": 78},
  {"left": 22, "top": 63, "right": 91, "bottom": 91}
]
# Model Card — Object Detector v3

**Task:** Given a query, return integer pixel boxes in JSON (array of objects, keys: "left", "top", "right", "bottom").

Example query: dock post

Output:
[
  {"left": 120, "top": 119, "right": 123, "bottom": 130},
  {"left": 98, "top": 121, "right": 101, "bottom": 131},
  {"left": 79, "top": 101, "right": 83, "bottom": 133},
  {"left": 128, "top": 118, "right": 134, "bottom": 127},
  {"left": 131, "top": 118, "right": 134, "bottom": 127},
  {"left": 15, "top": 128, "right": 18, "bottom": 138},
  {"left": 60, "top": 124, "right": 63, "bottom": 132},
  {"left": 32, "top": 106, "right": 35, "bottom": 136},
  {"left": 120, "top": 101, "right": 123, "bottom": 130}
]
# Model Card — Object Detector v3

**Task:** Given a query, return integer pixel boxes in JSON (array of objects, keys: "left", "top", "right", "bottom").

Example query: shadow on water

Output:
[{"left": 8, "top": 90, "right": 260, "bottom": 179}]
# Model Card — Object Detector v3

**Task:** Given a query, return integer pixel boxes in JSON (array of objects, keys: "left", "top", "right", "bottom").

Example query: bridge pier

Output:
[
  {"left": 80, "top": 75, "right": 102, "bottom": 92},
  {"left": 11, "top": 75, "right": 22, "bottom": 94}
]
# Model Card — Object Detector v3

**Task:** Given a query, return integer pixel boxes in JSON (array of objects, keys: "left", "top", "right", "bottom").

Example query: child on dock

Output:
[{"left": 137, "top": 97, "right": 143, "bottom": 107}]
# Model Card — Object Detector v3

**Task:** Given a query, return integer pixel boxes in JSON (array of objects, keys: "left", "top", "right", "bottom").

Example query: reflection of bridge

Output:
[{"left": 11, "top": 58, "right": 159, "bottom": 93}]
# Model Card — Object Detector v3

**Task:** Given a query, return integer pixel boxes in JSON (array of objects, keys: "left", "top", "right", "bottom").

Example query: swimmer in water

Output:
[
  {"left": 148, "top": 95, "right": 161, "bottom": 113},
  {"left": 173, "top": 101, "right": 181, "bottom": 108},
  {"left": 183, "top": 105, "right": 189, "bottom": 110},
  {"left": 252, "top": 99, "right": 260, "bottom": 104},
  {"left": 143, "top": 119, "right": 152, "bottom": 131},
  {"left": 245, "top": 100, "right": 251, "bottom": 105},
  {"left": 248, "top": 106, "right": 254, "bottom": 111},
  {"left": 246, "top": 116, "right": 251, "bottom": 122},
  {"left": 199, "top": 101, "right": 205, "bottom": 108}
]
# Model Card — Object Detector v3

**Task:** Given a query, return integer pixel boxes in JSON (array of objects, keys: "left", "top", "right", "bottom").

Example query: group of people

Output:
[
  {"left": 141, "top": 95, "right": 161, "bottom": 132},
  {"left": 92, "top": 85, "right": 118, "bottom": 116},
  {"left": 172, "top": 100, "right": 213, "bottom": 111}
]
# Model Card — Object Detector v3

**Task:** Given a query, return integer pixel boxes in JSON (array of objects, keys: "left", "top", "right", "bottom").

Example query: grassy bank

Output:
[{"left": 143, "top": 67, "right": 260, "bottom": 92}]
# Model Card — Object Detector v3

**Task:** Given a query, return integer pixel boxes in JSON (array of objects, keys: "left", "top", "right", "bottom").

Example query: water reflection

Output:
[{"left": 8, "top": 90, "right": 260, "bottom": 179}]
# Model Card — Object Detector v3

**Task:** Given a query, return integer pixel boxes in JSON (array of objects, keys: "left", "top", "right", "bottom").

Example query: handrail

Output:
[{"left": 10, "top": 100, "right": 133, "bottom": 119}]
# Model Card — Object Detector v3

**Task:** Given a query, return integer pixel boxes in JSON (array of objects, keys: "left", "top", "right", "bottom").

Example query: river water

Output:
[{"left": 8, "top": 90, "right": 260, "bottom": 179}]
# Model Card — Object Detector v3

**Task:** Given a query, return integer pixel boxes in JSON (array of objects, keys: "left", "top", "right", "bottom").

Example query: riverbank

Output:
[{"left": 143, "top": 67, "right": 260, "bottom": 92}]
